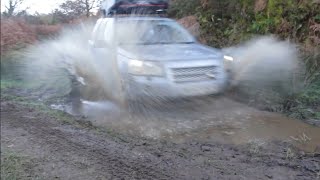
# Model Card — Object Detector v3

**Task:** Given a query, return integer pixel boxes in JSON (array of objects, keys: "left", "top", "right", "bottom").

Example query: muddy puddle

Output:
[{"left": 52, "top": 96, "right": 320, "bottom": 152}]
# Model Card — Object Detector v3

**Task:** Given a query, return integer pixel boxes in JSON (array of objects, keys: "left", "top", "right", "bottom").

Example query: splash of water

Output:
[
  {"left": 224, "top": 36, "right": 300, "bottom": 86},
  {"left": 22, "top": 22, "right": 302, "bottom": 108},
  {"left": 19, "top": 20, "right": 307, "bottom": 141},
  {"left": 223, "top": 36, "right": 303, "bottom": 105},
  {"left": 23, "top": 22, "right": 109, "bottom": 101}
]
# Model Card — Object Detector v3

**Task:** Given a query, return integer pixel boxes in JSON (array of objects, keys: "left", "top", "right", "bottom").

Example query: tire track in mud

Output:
[
  {"left": 1, "top": 104, "right": 178, "bottom": 179},
  {"left": 1, "top": 101, "right": 319, "bottom": 180}
]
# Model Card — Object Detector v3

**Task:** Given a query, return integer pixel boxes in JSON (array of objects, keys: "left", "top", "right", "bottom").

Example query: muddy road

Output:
[
  {"left": 1, "top": 93, "right": 320, "bottom": 179},
  {"left": 73, "top": 96, "right": 320, "bottom": 152}
]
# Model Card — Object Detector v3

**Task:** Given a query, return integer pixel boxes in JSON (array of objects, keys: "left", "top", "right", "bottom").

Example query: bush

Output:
[
  {"left": 0, "top": 18, "right": 61, "bottom": 55},
  {"left": 1, "top": 19, "right": 37, "bottom": 54},
  {"left": 33, "top": 24, "right": 62, "bottom": 38}
]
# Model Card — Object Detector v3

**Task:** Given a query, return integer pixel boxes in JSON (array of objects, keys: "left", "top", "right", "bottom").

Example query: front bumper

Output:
[
  {"left": 127, "top": 75, "right": 226, "bottom": 99},
  {"left": 125, "top": 59, "right": 227, "bottom": 99}
]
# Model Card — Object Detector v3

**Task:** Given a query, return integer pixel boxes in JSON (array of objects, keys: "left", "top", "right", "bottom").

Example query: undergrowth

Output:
[{"left": 285, "top": 81, "right": 320, "bottom": 120}]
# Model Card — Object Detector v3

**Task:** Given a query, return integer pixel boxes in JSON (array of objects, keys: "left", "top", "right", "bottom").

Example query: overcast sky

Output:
[{"left": 1, "top": 0, "right": 66, "bottom": 14}]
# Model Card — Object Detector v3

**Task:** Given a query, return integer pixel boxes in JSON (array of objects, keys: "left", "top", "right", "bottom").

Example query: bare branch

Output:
[
  {"left": 89, "top": 0, "right": 97, "bottom": 10},
  {"left": 4, "top": 0, "right": 25, "bottom": 16}
]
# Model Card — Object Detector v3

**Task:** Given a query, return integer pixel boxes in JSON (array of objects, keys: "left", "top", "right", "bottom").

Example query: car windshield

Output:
[{"left": 116, "top": 20, "right": 195, "bottom": 45}]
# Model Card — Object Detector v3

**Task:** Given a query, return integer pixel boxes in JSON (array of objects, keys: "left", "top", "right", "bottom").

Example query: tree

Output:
[
  {"left": 80, "top": 0, "right": 98, "bottom": 18},
  {"left": 59, "top": 0, "right": 97, "bottom": 18},
  {"left": 52, "top": 8, "right": 72, "bottom": 23},
  {"left": 60, "top": 0, "right": 85, "bottom": 19},
  {"left": 4, "top": 0, "right": 25, "bottom": 17}
]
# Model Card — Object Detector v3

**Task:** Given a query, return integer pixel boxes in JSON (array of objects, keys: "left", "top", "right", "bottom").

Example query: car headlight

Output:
[
  {"left": 128, "top": 60, "right": 164, "bottom": 76},
  {"left": 224, "top": 55, "right": 234, "bottom": 62}
]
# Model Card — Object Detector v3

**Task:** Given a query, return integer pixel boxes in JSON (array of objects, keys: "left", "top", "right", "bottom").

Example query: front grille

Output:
[{"left": 171, "top": 66, "right": 218, "bottom": 83}]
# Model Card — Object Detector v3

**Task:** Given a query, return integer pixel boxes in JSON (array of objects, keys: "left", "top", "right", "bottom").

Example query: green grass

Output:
[
  {"left": 0, "top": 77, "right": 59, "bottom": 93},
  {"left": 1, "top": 151, "right": 31, "bottom": 180},
  {"left": 296, "top": 82, "right": 320, "bottom": 106},
  {"left": 1, "top": 81, "right": 74, "bottom": 125},
  {"left": 0, "top": 80, "right": 24, "bottom": 90},
  {"left": 287, "top": 81, "right": 320, "bottom": 120},
  {"left": 1, "top": 79, "right": 46, "bottom": 91},
  {"left": 36, "top": 105, "right": 74, "bottom": 124},
  {"left": 1, "top": 88, "right": 118, "bottom": 137},
  {"left": 0, "top": 93, "right": 28, "bottom": 102},
  {"left": 18, "top": 100, "right": 74, "bottom": 124}
]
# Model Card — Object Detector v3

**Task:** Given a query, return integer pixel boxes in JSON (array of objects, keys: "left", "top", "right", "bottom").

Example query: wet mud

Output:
[
  {"left": 61, "top": 96, "right": 320, "bottom": 153},
  {"left": 1, "top": 99, "right": 320, "bottom": 180}
]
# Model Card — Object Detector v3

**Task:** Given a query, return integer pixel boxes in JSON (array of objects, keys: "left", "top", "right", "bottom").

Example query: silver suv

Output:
[{"left": 88, "top": 16, "right": 229, "bottom": 107}]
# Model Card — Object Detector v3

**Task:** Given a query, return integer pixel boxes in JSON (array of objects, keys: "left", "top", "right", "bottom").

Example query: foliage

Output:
[
  {"left": 285, "top": 80, "right": 320, "bottom": 120},
  {"left": 297, "top": 82, "right": 320, "bottom": 106},
  {"left": 170, "top": 0, "right": 318, "bottom": 43},
  {"left": 55, "top": 0, "right": 98, "bottom": 22},
  {"left": 0, "top": 19, "right": 37, "bottom": 54},
  {"left": 304, "top": 50, "right": 320, "bottom": 84},
  {"left": 168, "top": 0, "right": 201, "bottom": 18},
  {"left": 59, "top": 0, "right": 87, "bottom": 19},
  {"left": 15, "top": 12, "right": 59, "bottom": 25},
  {"left": 0, "top": 18, "right": 61, "bottom": 54}
]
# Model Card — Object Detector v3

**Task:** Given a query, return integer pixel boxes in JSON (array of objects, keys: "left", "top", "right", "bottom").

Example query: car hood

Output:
[{"left": 119, "top": 44, "right": 223, "bottom": 61}]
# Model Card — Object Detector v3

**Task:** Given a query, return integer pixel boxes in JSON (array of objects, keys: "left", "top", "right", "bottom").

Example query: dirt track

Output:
[{"left": 1, "top": 98, "right": 320, "bottom": 180}]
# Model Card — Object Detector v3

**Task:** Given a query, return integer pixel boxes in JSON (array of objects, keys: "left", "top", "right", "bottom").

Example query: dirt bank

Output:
[{"left": 1, "top": 98, "right": 319, "bottom": 179}]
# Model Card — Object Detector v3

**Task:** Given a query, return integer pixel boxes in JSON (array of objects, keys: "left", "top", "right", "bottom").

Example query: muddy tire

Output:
[
  {"left": 68, "top": 74, "right": 83, "bottom": 114},
  {"left": 115, "top": 78, "right": 130, "bottom": 110}
]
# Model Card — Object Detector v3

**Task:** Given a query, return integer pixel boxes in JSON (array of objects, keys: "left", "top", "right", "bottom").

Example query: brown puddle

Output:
[
  {"left": 169, "top": 112, "right": 320, "bottom": 152},
  {"left": 70, "top": 97, "right": 320, "bottom": 152}
]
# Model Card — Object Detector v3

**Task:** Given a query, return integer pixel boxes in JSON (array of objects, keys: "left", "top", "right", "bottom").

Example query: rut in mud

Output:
[
  {"left": 65, "top": 96, "right": 320, "bottom": 152},
  {"left": 1, "top": 99, "right": 320, "bottom": 180}
]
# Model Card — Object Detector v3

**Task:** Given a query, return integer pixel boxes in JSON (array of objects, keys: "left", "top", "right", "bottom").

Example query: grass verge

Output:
[
  {"left": 286, "top": 81, "right": 320, "bottom": 121},
  {"left": 0, "top": 151, "right": 32, "bottom": 180}
]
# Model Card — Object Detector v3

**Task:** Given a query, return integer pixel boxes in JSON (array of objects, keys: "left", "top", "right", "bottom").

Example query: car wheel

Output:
[{"left": 68, "top": 73, "right": 83, "bottom": 115}]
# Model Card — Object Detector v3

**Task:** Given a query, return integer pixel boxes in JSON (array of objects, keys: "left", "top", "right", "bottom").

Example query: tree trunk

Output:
[
  {"left": 85, "top": 0, "right": 90, "bottom": 17},
  {"left": 7, "top": 1, "right": 15, "bottom": 16}
]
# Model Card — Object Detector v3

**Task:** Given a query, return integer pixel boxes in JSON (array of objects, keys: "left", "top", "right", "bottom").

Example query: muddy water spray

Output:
[
  {"left": 23, "top": 22, "right": 120, "bottom": 102},
  {"left": 20, "top": 22, "right": 320, "bottom": 152},
  {"left": 223, "top": 36, "right": 303, "bottom": 107},
  {"left": 224, "top": 36, "right": 300, "bottom": 89}
]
